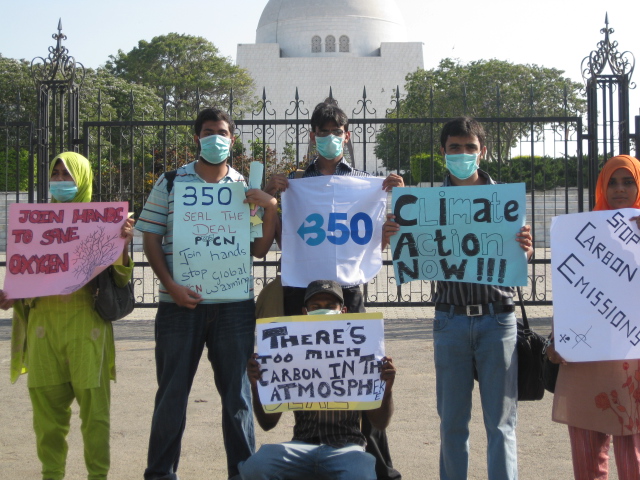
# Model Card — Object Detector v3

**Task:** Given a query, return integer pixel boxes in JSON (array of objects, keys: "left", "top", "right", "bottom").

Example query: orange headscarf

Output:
[{"left": 593, "top": 154, "right": 640, "bottom": 211}]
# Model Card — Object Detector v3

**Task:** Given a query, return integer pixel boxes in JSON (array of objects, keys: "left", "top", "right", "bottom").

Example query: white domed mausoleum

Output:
[
  {"left": 254, "top": 0, "right": 408, "bottom": 58},
  {"left": 237, "top": 0, "right": 424, "bottom": 169}
]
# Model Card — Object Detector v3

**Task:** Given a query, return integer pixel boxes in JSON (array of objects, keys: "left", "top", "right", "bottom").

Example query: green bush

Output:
[
  {"left": 408, "top": 152, "right": 446, "bottom": 185},
  {"left": 0, "top": 148, "right": 33, "bottom": 192},
  {"left": 484, "top": 155, "right": 586, "bottom": 191}
]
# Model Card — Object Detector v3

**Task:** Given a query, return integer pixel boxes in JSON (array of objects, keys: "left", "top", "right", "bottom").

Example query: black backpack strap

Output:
[
  {"left": 516, "top": 286, "right": 529, "bottom": 329},
  {"left": 164, "top": 170, "right": 178, "bottom": 194}
]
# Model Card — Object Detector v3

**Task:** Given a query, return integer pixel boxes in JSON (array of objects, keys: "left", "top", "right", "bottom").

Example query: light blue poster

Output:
[
  {"left": 173, "top": 182, "right": 252, "bottom": 301},
  {"left": 390, "top": 183, "right": 528, "bottom": 286}
]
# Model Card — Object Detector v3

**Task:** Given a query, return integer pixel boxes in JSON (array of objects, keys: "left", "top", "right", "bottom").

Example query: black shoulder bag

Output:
[
  {"left": 515, "top": 287, "right": 546, "bottom": 401},
  {"left": 93, "top": 267, "right": 135, "bottom": 322}
]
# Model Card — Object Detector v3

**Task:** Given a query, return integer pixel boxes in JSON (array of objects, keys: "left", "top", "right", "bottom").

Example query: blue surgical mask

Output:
[
  {"left": 199, "top": 134, "right": 232, "bottom": 165},
  {"left": 307, "top": 309, "right": 342, "bottom": 315},
  {"left": 49, "top": 181, "right": 78, "bottom": 202},
  {"left": 315, "top": 135, "right": 344, "bottom": 160},
  {"left": 445, "top": 153, "right": 479, "bottom": 180}
]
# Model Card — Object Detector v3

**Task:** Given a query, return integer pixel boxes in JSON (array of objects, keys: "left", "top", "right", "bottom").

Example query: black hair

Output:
[
  {"left": 310, "top": 102, "right": 349, "bottom": 132},
  {"left": 440, "top": 117, "right": 486, "bottom": 150},
  {"left": 194, "top": 108, "right": 235, "bottom": 136}
]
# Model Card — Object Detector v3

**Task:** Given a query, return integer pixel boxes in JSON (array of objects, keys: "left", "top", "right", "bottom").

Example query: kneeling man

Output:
[{"left": 239, "top": 280, "right": 396, "bottom": 480}]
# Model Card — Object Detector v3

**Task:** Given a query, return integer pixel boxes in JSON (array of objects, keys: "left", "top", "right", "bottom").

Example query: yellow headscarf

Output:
[
  {"left": 49, "top": 152, "right": 93, "bottom": 203},
  {"left": 594, "top": 155, "right": 640, "bottom": 212}
]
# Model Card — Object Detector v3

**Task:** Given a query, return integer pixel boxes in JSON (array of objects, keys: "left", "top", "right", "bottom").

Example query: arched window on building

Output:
[
  {"left": 339, "top": 35, "right": 349, "bottom": 52},
  {"left": 325, "top": 35, "right": 336, "bottom": 52},
  {"left": 312, "top": 35, "right": 321, "bottom": 53}
]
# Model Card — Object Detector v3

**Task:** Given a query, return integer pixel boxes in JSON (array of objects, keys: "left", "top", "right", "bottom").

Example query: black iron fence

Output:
[{"left": 1, "top": 101, "right": 593, "bottom": 306}]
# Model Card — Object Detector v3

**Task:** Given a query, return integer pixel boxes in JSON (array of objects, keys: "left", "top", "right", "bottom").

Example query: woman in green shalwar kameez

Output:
[{"left": 0, "top": 152, "right": 135, "bottom": 480}]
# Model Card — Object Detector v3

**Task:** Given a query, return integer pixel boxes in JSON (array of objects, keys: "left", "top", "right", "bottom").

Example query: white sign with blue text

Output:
[
  {"left": 281, "top": 176, "right": 387, "bottom": 288},
  {"left": 551, "top": 208, "right": 640, "bottom": 362},
  {"left": 173, "top": 182, "right": 252, "bottom": 301}
]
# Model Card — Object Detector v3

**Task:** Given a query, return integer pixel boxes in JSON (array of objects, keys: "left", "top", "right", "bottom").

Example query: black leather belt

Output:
[{"left": 435, "top": 301, "right": 515, "bottom": 316}]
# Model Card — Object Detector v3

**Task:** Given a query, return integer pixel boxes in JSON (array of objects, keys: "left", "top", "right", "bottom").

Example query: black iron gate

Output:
[
  {"left": 583, "top": 14, "right": 637, "bottom": 209},
  {"left": 1, "top": 17, "right": 637, "bottom": 307},
  {"left": 74, "top": 113, "right": 586, "bottom": 306}
]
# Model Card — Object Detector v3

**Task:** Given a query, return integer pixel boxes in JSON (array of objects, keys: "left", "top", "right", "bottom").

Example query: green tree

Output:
[
  {"left": 0, "top": 54, "right": 36, "bottom": 121},
  {"left": 106, "top": 33, "right": 255, "bottom": 115},
  {"left": 375, "top": 58, "right": 586, "bottom": 176},
  {"left": 80, "top": 67, "right": 164, "bottom": 122},
  {"left": 409, "top": 152, "right": 446, "bottom": 185}
]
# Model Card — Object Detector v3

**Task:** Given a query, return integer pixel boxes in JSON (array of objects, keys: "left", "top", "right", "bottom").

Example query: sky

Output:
[{"left": 1, "top": 0, "right": 639, "bottom": 117}]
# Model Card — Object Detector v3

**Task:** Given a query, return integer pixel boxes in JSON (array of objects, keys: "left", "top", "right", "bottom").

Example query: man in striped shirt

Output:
[
  {"left": 238, "top": 280, "right": 396, "bottom": 480},
  {"left": 265, "top": 101, "right": 404, "bottom": 317},
  {"left": 265, "top": 102, "right": 403, "bottom": 479},
  {"left": 426, "top": 117, "right": 533, "bottom": 480},
  {"left": 136, "top": 108, "right": 279, "bottom": 480}
]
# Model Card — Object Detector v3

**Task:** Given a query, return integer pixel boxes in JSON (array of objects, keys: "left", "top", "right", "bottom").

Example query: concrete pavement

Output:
[{"left": 0, "top": 305, "right": 612, "bottom": 479}]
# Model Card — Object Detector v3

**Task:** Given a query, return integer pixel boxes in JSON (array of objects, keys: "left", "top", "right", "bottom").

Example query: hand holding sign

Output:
[
  {"left": 3, "top": 202, "right": 129, "bottom": 299},
  {"left": 255, "top": 313, "right": 386, "bottom": 412},
  {"left": 390, "top": 184, "right": 528, "bottom": 286},
  {"left": 173, "top": 182, "right": 252, "bottom": 302},
  {"left": 551, "top": 208, "right": 640, "bottom": 362},
  {"left": 281, "top": 176, "right": 387, "bottom": 288}
]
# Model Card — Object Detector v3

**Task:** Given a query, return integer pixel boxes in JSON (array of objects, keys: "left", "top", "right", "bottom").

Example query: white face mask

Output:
[
  {"left": 199, "top": 134, "right": 232, "bottom": 164},
  {"left": 445, "top": 153, "right": 479, "bottom": 180},
  {"left": 307, "top": 309, "right": 341, "bottom": 315},
  {"left": 315, "top": 134, "right": 344, "bottom": 160}
]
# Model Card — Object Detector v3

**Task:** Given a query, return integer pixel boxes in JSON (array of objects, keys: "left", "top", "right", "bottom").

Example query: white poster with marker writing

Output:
[
  {"left": 281, "top": 176, "right": 387, "bottom": 288},
  {"left": 255, "top": 312, "right": 386, "bottom": 412},
  {"left": 551, "top": 208, "right": 640, "bottom": 362},
  {"left": 3, "top": 202, "right": 129, "bottom": 298}
]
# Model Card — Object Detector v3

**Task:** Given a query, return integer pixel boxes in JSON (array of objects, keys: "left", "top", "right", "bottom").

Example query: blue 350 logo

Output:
[{"left": 297, "top": 212, "right": 373, "bottom": 246}]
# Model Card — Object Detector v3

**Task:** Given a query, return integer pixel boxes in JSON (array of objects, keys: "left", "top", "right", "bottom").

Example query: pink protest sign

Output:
[{"left": 3, "top": 202, "right": 128, "bottom": 299}]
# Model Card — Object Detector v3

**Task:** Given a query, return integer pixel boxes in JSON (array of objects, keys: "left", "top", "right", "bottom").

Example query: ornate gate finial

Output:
[
  {"left": 581, "top": 13, "right": 635, "bottom": 85},
  {"left": 30, "top": 18, "right": 85, "bottom": 87}
]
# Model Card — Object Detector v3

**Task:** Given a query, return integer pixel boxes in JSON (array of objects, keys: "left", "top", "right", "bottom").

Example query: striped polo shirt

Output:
[
  {"left": 288, "top": 157, "right": 371, "bottom": 179},
  {"left": 292, "top": 410, "right": 365, "bottom": 448},
  {"left": 135, "top": 161, "right": 262, "bottom": 303}
]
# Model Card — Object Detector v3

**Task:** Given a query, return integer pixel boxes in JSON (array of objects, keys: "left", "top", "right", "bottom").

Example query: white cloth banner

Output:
[
  {"left": 551, "top": 208, "right": 640, "bottom": 362},
  {"left": 281, "top": 176, "right": 387, "bottom": 287}
]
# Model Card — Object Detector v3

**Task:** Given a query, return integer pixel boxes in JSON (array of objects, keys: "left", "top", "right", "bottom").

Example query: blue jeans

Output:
[
  {"left": 433, "top": 306, "right": 518, "bottom": 480},
  {"left": 144, "top": 300, "right": 256, "bottom": 480},
  {"left": 238, "top": 441, "right": 376, "bottom": 480}
]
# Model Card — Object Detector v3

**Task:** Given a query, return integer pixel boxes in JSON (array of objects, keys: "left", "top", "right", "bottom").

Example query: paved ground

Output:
[{"left": 0, "top": 305, "right": 620, "bottom": 479}]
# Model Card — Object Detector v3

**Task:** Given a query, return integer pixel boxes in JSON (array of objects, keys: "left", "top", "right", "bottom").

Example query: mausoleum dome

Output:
[{"left": 256, "top": 0, "right": 407, "bottom": 57}]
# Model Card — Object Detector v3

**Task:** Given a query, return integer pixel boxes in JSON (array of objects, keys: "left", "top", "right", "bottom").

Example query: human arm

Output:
[
  {"left": 545, "top": 331, "right": 567, "bottom": 365},
  {"left": 364, "top": 356, "right": 396, "bottom": 430},
  {"left": 142, "top": 231, "right": 202, "bottom": 308},
  {"left": 381, "top": 173, "right": 404, "bottom": 192},
  {"left": 516, "top": 225, "right": 534, "bottom": 261},
  {"left": 382, "top": 214, "right": 400, "bottom": 250},
  {"left": 248, "top": 353, "right": 282, "bottom": 431},
  {"left": 120, "top": 217, "right": 135, "bottom": 267},
  {"left": 630, "top": 215, "right": 640, "bottom": 230},
  {"left": 0, "top": 290, "right": 15, "bottom": 310},
  {"left": 246, "top": 189, "right": 279, "bottom": 258}
]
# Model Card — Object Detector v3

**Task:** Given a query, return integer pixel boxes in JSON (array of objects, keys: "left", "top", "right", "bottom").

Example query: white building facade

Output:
[{"left": 236, "top": 0, "right": 424, "bottom": 172}]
